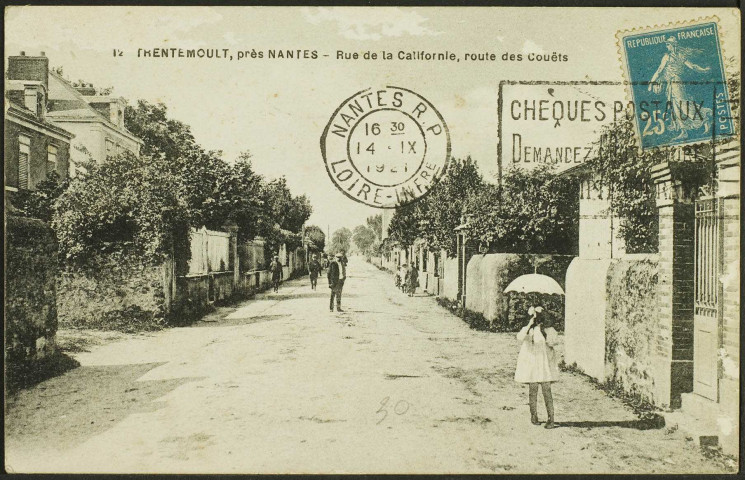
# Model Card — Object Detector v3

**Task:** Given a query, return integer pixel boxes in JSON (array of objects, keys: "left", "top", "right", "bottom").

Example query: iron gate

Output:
[{"left": 693, "top": 197, "right": 723, "bottom": 401}]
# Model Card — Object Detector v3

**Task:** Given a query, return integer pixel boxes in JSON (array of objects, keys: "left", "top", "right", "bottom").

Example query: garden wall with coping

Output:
[
  {"left": 462, "top": 253, "right": 574, "bottom": 331},
  {"left": 441, "top": 256, "right": 459, "bottom": 301},
  {"left": 565, "top": 257, "right": 613, "bottom": 380},
  {"left": 565, "top": 254, "right": 661, "bottom": 405}
]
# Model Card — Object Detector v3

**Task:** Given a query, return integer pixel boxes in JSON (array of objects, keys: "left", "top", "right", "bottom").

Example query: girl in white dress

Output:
[{"left": 514, "top": 306, "right": 559, "bottom": 428}]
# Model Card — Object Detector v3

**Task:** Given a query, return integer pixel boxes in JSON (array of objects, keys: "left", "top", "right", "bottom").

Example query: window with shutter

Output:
[
  {"left": 18, "top": 135, "right": 31, "bottom": 190},
  {"left": 47, "top": 144, "right": 58, "bottom": 174}
]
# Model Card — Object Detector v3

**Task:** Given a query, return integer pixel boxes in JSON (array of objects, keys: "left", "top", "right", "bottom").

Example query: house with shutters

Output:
[
  {"left": 6, "top": 51, "right": 143, "bottom": 180},
  {"left": 5, "top": 52, "right": 74, "bottom": 193},
  {"left": 45, "top": 70, "right": 142, "bottom": 173}
]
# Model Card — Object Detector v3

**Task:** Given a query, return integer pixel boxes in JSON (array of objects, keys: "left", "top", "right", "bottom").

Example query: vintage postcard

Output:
[{"left": 4, "top": 6, "right": 741, "bottom": 474}]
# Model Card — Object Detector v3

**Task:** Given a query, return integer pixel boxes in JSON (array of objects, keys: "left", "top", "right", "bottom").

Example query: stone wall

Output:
[
  {"left": 6, "top": 215, "right": 59, "bottom": 365},
  {"left": 605, "top": 255, "right": 660, "bottom": 404},
  {"left": 57, "top": 252, "right": 167, "bottom": 332}
]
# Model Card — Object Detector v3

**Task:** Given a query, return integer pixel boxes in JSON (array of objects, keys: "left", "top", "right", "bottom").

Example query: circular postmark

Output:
[{"left": 321, "top": 86, "right": 450, "bottom": 209}]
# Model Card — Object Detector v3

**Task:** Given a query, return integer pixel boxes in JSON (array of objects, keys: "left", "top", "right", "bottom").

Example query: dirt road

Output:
[{"left": 5, "top": 257, "right": 731, "bottom": 474}]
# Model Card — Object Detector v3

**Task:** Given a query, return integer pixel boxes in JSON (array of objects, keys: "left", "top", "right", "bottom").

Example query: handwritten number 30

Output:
[{"left": 376, "top": 396, "right": 411, "bottom": 424}]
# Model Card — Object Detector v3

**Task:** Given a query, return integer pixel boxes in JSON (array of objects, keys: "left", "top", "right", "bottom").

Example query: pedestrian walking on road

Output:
[
  {"left": 515, "top": 306, "right": 559, "bottom": 429},
  {"left": 406, "top": 263, "right": 419, "bottom": 297},
  {"left": 270, "top": 255, "right": 283, "bottom": 293},
  {"left": 327, "top": 252, "right": 346, "bottom": 312},
  {"left": 398, "top": 264, "right": 408, "bottom": 293},
  {"left": 308, "top": 254, "right": 321, "bottom": 290}
]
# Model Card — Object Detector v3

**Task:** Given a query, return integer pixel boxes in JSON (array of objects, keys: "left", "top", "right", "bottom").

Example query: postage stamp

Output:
[
  {"left": 617, "top": 19, "right": 735, "bottom": 150},
  {"left": 320, "top": 86, "right": 450, "bottom": 209}
]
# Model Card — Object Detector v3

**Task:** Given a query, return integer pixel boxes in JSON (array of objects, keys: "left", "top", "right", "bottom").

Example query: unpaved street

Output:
[{"left": 5, "top": 258, "right": 730, "bottom": 474}]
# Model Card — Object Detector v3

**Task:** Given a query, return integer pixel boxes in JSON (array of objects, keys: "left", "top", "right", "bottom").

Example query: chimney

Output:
[
  {"left": 75, "top": 84, "right": 97, "bottom": 96},
  {"left": 23, "top": 85, "right": 44, "bottom": 118},
  {"left": 86, "top": 97, "right": 125, "bottom": 127},
  {"left": 7, "top": 52, "right": 49, "bottom": 90}
]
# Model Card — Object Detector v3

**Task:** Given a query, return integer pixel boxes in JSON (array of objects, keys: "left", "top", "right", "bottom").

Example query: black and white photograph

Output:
[{"left": 3, "top": 5, "right": 741, "bottom": 474}]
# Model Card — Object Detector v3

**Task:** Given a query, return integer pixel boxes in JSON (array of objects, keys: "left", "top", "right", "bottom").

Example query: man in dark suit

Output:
[
  {"left": 270, "top": 255, "right": 283, "bottom": 293},
  {"left": 308, "top": 253, "right": 321, "bottom": 290},
  {"left": 327, "top": 252, "right": 346, "bottom": 312}
]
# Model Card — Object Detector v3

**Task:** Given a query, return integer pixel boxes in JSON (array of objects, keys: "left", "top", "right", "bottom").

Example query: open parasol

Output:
[{"left": 503, "top": 273, "right": 564, "bottom": 296}]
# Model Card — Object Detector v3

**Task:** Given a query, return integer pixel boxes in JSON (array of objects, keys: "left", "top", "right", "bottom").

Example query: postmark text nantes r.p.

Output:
[{"left": 321, "top": 86, "right": 450, "bottom": 209}]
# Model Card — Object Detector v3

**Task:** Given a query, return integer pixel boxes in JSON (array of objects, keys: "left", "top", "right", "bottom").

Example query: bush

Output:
[
  {"left": 465, "top": 165, "right": 579, "bottom": 255},
  {"left": 53, "top": 153, "right": 191, "bottom": 268}
]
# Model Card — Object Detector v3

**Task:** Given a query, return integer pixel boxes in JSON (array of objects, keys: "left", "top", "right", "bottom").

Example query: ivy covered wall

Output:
[{"left": 604, "top": 255, "right": 659, "bottom": 404}]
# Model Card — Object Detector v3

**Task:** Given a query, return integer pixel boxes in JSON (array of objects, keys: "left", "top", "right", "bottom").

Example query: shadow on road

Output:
[
  {"left": 264, "top": 292, "right": 358, "bottom": 301},
  {"left": 6, "top": 362, "right": 203, "bottom": 452},
  {"left": 559, "top": 414, "right": 665, "bottom": 430},
  {"left": 197, "top": 314, "right": 290, "bottom": 328},
  {"left": 6, "top": 351, "right": 81, "bottom": 394}
]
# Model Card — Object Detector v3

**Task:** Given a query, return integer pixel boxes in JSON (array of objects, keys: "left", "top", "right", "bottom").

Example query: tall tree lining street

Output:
[{"left": 5, "top": 258, "right": 727, "bottom": 474}]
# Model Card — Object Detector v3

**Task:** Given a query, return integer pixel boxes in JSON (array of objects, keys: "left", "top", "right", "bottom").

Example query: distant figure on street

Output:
[
  {"left": 405, "top": 263, "right": 419, "bottom": 297},
  {"left": 515, "top": 306, "right": 559, "bottom": 429},
  {"left": 270, "top": 255, "right": 283, "bottom": 293},
  {"left": 308, "top": 254, "right": 321, "bottom": 290},
  {"left": 321, "top": 254, "right": 329, "bottom": 270},
  {"left": 398, "top": 264, "right": 408, "bottom": 292},
  {"left": 327, "top": 252, "right": 347, "bottom": 312}
]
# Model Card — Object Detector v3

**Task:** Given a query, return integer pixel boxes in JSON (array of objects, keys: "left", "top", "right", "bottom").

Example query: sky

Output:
[{"left": 5, "top": 6, "right": 740, "bottom": 235}]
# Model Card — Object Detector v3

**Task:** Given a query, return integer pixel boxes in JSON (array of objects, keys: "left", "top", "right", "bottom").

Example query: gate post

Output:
[
  {"left": 651, "top": 162, "right": 695, "bottom": 408},
  {"left": 227, "top": 225, "right": 240, "bottom": 295},
  {"left": 712, "top": 141, "right": 740, "bottom": 454}
]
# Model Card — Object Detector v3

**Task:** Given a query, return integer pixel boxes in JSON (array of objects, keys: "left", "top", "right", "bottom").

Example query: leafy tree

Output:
[
  {"left": 224, "top": 154, "right": 266, "bottom": 243},
  {"left": 127, "top": 100, "right": 312, "bottom": 254},
  {"left": 125, "top": 100, "right": 247, "bottom": 231},
  {"left": 419, "top": 156, "right": 483, "bottom": 254},
  {"left": 257, "top": 177, "right": 312, "bottom": 258},
  {"left": 124, "top": 100, "right": 204, "bottom": 161},
  {"left": 387, "top": 157, "right": 483, "bottom": 255},
  {"left": 53, "top": 152, "right": 190, "bottom": 267},
  {"left": 585, "top": 119, "right": 665, "bottom": 253},
  {"left": 352, "top": 224, "right": 377, "bottom": 256},
  {"left": 464, "top": 165, "right": 578, "bottom": 254},
  {"left": 304, "top": 225, "right": 326, "bottom": 252},
  {"left": 366, "top": 214, "right": 383, "bottom": 240},
  {"left": 329, "top": 227, "right": 352, "bottom": 255},
  {"left": 387, "top": 202, "right": 422, "bottom": 249}
]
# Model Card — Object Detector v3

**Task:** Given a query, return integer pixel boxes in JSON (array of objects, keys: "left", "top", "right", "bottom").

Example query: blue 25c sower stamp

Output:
[{"left": 618, "top": 20, "right": 735, "bottom": 150}]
